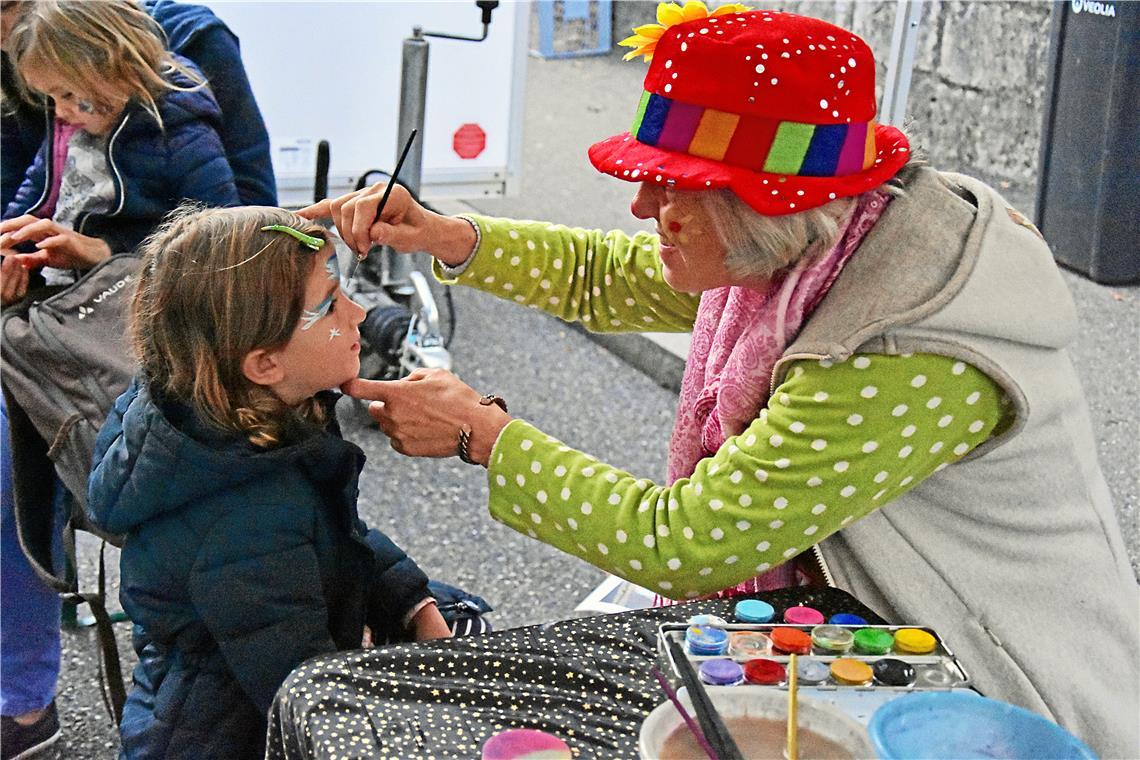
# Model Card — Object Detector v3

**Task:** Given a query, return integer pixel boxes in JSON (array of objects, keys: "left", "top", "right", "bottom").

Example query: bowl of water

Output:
[
  {"left": 639, "top": 687, "right": 874, "bottom": 759},
  {"left": 868, "top": 692, "right": 1096, "bottom": 760}
]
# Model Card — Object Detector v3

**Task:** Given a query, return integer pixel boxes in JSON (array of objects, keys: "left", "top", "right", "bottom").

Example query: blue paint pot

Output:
[
  {"left": 868, "top": 692, "right": 1096, "bottom": 760},
  {"left": 686, "top": 625, "right": 729, "bottom": 656},
  {"left": 733, "top": 599, "right": 775, "bottom": 623},
  {"left": 828, "top": 612, "right": 868, "bottom": 626}
]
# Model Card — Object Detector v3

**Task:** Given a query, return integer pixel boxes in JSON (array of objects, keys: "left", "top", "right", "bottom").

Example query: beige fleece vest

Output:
[{"left": 775, "top": 168, "right": 1139, "bottom": 758}]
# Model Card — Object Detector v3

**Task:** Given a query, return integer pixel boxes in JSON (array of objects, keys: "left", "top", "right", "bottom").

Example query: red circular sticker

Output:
[{"left": 452, "top": 123, "right": 486, "bottom": 160}]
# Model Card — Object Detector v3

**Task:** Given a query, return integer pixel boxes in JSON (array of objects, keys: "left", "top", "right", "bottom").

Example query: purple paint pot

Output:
[{"left": 699, "top": 658, "right": 745, "bottom": 686}]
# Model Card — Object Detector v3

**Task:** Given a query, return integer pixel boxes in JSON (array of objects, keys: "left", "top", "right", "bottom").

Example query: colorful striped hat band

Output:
[{"left": 630, "top": 90, "right": 877, "bottom": 178}]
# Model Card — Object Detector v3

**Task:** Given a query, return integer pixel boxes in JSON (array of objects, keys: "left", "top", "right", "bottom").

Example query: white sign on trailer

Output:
[{"left": 203, "top": 1, "right": 529, "bottom": 206}]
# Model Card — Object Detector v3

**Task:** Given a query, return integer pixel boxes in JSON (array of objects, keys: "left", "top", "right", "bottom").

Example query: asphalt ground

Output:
[{"left": 49, "top": 51, "right": 1137, "bottom": 759}]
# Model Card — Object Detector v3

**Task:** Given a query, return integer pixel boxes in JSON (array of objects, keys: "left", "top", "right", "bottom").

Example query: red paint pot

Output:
[{"left": 743, "top": 658, "right": 787, "bottom": 685}]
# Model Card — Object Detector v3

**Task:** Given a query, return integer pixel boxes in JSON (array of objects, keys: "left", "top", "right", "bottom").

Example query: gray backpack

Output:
[
  {"left": 1, "top": 252, "right": 140, "bottom": 721},
  {"left": 2, "top": 252, "right": 139, "bottom": 543}
]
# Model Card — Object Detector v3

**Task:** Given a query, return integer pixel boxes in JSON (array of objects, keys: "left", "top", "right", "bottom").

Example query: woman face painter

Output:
[{"left": 304, "top": 4, "right": 1139, "bottom": 757}]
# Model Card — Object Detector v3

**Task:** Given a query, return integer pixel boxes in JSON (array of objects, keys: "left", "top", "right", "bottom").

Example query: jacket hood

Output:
[
  {"left": 128, "top": 56, "right": 223, "bottom": 131},
  {"left": 88, "top": 380, "right": 356, "bottom": 534}
]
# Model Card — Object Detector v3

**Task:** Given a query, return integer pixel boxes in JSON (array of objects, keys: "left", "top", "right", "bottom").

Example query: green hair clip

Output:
[{"left": 260, "top": 224, "right": 325, "bottom": 251}]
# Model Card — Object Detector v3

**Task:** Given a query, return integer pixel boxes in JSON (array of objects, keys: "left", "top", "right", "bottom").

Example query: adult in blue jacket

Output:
[
  {"left": 144, "top": 0, "right": 276, "bottom": 206},
  {"left": 88, "top": 380, "right": 433, "bottom": 759},
  {"left": 0, "top": 0, "right": 275, "bottom": 211},
  {"left": 0, "top": 55, "right": 41, "bottom": 213}
]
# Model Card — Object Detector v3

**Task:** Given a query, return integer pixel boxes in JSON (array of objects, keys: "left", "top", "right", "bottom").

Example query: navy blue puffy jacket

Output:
[{"left": 87, "top": 380, "right": 431, "bottom": 759}]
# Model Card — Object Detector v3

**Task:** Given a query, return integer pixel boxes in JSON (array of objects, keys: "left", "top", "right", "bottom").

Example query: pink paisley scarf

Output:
[{"left": 659, "top": 190, "right": 891, "bottom": 602}]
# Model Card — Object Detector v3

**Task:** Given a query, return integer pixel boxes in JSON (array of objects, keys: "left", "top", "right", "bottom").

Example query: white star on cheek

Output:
[{"left": 328, "top": 327, "right": 341, "bottom": 341}]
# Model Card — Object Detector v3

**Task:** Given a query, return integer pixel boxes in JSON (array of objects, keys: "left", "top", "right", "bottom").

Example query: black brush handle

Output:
[
  {"left": 371, "top": 129, "right": 418, "bottom": 226},
  {"left": 314, "top": 140, "right": 330, "bottom": 202},
  {"left": 665, "top": 638, "right": 745, "bottom": 760}
]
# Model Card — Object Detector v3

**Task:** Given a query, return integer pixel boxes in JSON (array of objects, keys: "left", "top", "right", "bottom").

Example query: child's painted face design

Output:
[
  {"left": 299, "top": 252, "right": 340, "bottom": 331},
  {"left": 21, "top": 69, "right": 124, "bottom": 136},
  {"left": 267, "top": 247, "right": 366, "bottom": 405}
]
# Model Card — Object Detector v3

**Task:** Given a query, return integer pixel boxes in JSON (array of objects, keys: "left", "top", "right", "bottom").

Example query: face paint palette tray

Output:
[{"left": 659, "top": 619, "right": 977, "bottom": 725}]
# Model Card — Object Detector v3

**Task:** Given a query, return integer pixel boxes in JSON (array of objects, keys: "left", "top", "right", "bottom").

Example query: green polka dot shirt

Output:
[{"left": 440, "top": 216, "right": 1007, "bottom": 597}]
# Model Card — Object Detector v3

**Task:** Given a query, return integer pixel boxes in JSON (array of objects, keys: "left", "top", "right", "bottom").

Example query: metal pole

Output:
[
  {"left": 385, "top": 26, "right": 430, "bottom": 292},
  {"left": 880, "top": 0, "right": 924, "bottom": 128}
]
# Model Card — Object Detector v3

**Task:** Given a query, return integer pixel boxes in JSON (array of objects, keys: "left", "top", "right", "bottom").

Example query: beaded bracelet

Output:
[{"left": 457, "top": 394, "right": 508, "bottom": 465}]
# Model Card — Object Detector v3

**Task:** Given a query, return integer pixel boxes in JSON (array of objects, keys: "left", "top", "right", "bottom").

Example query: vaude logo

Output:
[
  {"left": 1072, "top": 0, "right": 1116, "bottom": 17},
  {"left": 77, "top": 274, "right": 133, "bottom": 318}
]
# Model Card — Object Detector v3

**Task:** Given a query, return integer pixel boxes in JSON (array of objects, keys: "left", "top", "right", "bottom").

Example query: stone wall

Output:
[{"left": 610, "top": 1, "right": 1053, "bottom": 214}]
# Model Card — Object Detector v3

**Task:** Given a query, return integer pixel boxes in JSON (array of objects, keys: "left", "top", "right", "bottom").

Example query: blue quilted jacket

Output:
[
  {"left": 87, "top": 379, "right": 431, "bottom": 759},
  {"left": 3, "top": 58, "right": 240, "bottom": 254}
]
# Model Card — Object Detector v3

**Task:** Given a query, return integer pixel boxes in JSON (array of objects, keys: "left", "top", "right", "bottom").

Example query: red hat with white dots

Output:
[{"left": 588, "top": 4, "right": 911, "bottom": 215}]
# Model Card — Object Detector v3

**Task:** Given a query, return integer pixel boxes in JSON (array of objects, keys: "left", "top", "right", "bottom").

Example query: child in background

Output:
[
  {"left": 1, "top": 0, "right": 239, "bottom": 297},
  {"left": 87, "top": 206, "right": 451, "bottom": 759}
]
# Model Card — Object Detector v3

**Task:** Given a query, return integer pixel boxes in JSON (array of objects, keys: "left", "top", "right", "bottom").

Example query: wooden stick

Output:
[
  {"left": 651, "top": 667, "right": 717, "bottom": 760},
  {"left": 665, "top": 638, "right": 744, "bottom": 760},
  {"left": 787, "top": 653, "right": 798, "bottom": 760}
]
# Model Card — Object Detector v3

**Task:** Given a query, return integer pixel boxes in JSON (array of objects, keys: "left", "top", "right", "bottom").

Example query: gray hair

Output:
[
  {"left": 702, "top": 190, "right": 856, "bottom": 280},
  {"left": 704, "top": 149, "right": 926, "bottom": 280}
]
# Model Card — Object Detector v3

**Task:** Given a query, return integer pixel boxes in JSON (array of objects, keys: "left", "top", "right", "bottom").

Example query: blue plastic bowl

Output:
[{"left": 868, "top": 692, "right": 1097, "bottom": 759}]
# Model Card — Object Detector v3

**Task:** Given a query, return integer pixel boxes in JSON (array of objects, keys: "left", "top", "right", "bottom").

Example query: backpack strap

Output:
[{"left": 62, "top": 542, "right": 127, "bottom": 725}]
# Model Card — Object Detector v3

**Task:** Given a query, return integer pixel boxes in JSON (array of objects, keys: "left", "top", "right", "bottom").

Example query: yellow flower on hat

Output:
[{"left": 618, "top": 1, "right": 750, "bottom": 62}]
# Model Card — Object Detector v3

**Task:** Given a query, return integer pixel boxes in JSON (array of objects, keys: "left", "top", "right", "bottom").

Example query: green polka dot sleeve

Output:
[
  {"left": 433, "top": 215, "right": 699, "bottom": 333},
  {"left": 486, "top": 353, "right": 1006, "bottom": 599}
]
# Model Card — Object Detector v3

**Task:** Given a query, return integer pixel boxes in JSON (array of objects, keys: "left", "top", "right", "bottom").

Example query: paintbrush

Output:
[
  {"left": 346, "top": 129, "right": 418, "bottom": 281},
  {"left": 787, "top": 652, "right": 799, "bottom": 760},
  {"left": 665, "top": 637, "right": 745, "bottom": 760},
  {"left": 371, "top": 128, "right": 418, "bottom": 228},
  {"left": 651, "top": 666, "right": 717, "bottom": 760}
]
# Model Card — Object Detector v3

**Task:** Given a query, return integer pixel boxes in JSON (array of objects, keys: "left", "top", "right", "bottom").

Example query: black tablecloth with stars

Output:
[{"left": 267, "top": 587, "right": 884, "bottom": 759}]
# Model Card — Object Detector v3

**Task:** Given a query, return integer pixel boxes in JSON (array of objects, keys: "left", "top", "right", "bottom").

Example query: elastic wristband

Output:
[{"left": 439, "top": 215, "right": 481, "bottom": 277}]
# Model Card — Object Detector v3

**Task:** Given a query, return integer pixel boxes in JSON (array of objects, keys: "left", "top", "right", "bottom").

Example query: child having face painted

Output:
[
  {"left": 1, "top": 0, "right": 240, "bottom": 299},
  {"left": 86, "top": 206, "right": 450, "bottom": 759}
]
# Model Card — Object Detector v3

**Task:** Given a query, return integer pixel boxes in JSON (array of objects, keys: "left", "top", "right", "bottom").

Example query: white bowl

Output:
[{"left": 639, "top": 687, "right": 875, "bottom": 759}]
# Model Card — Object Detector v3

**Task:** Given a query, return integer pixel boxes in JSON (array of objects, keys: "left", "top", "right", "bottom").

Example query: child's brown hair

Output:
[
  {"left": 131, "top": 205, "right": 332, "bottom": 448},
  {"left": 8, "top": 0, "right": 201, "bottom": 127}
]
